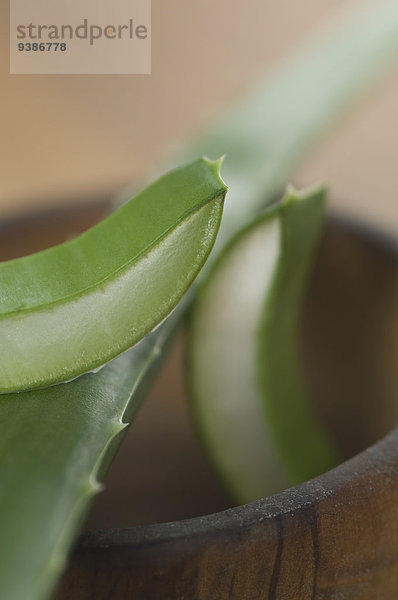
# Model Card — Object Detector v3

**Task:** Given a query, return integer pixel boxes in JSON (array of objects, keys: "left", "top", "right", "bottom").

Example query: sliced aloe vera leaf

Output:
[
  {"left": 0, "top": 311, "right": 180, "bottom": 600},
  {"left": 188, "top": 186, "right": 339, "bottom": 504},
  {"left": 0, "top": 157, "right": 226, "bottom": 394},
  {"left": 256, "top": 188, "right": 341, "bottom": 486}
]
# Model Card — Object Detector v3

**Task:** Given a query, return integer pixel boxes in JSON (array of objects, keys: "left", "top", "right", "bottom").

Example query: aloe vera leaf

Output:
[
  {"left": 256, "top": 188, "right": 341, "bottom": 486},
  {"left": 0, "top": 157, "right": 226, "bottom": 394},
  {"left": 187, "top": 0, "right": 398, "bottom": 242},
  {"left": 0, "top": 311, "right": 180, "bottom": 600},
  {"left": 188, "top": 186, "right": 339, "bottom": 504}
]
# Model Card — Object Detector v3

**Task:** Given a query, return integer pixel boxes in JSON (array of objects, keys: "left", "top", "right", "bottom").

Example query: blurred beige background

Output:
[{"left": 0, "top": 0, "right": 397, "bottom": 232}]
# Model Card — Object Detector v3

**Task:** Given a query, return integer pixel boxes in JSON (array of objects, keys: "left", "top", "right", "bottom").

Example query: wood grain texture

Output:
[
  {"left": 1, "top": 202, "right": 397, "bottom": 600},
  {"left": 54, "top": 429, "right": 398, "bottom": 600}
]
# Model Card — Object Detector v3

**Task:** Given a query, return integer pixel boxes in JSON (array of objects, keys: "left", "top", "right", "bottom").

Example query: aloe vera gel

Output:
[
  {"left": 0, "top": 158, "right": 226, "bottom": 393},
  {"left": 189, "top": 186, "right": 339, "bottom": 503}
]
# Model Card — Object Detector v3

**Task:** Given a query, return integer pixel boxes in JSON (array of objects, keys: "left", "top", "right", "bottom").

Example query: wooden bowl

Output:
[{"left": 1, "top": 202, "right": 397, "bottom": 599}]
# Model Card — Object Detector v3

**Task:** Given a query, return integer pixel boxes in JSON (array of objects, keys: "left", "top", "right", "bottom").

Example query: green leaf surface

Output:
[
  {"left": 0, "top": 312, "right": 180, "bottom": 600},
  {"left": 257, "top": 188, "right": 341, "bottom": 485},
  {"left": 0, "top": 158, "right": 226, "bottom": 393},
  {"left": 188, "top": 186, "right": 340, "bottom": 504}
]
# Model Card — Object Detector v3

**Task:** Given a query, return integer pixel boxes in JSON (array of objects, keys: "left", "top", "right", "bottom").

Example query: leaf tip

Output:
[
  {"left": 283, "top": 181, "right": 328, "bottom": 206},
  {"left": 201, "top": 154, "right": 228, "bottom": 191}
]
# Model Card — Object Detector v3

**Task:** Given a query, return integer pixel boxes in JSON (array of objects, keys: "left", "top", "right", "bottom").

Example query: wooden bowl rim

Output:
[{"left": 80, "top": 427, "right": 398, "bottom": 548}]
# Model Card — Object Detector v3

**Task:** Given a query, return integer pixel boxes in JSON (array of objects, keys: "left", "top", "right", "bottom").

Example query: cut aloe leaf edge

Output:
[
  {"left": 0, "top": 157, "right": 226, "bottom": 394},
  {"left": 188, "top": 185, "right": 340, "bottom": 505}
]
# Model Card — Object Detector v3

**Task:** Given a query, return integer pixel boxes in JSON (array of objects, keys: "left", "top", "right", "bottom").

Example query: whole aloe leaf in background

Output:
[
  {"left": 2, "top": 1, "right": 398, "bottom": 599},
  {"left": 189, "top": 0, "right": 398, "bottom": 242}
]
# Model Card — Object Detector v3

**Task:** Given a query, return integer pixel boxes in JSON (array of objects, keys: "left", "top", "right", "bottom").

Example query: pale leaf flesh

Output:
[{"left": 188, "top": 187, "right": 340, "bottom": 504}]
